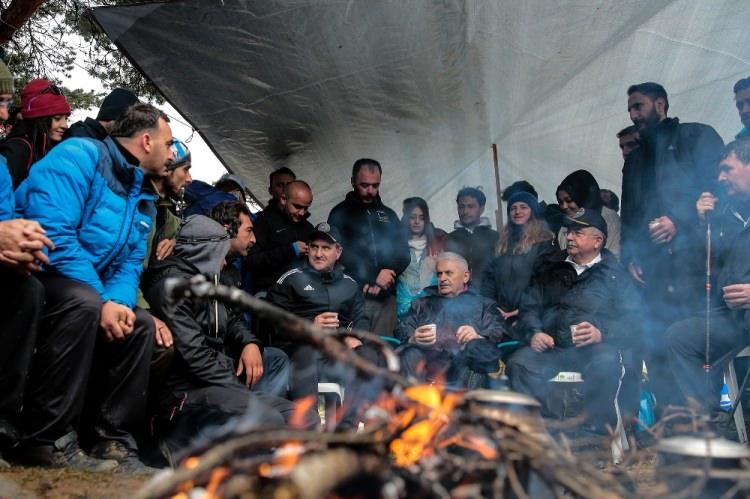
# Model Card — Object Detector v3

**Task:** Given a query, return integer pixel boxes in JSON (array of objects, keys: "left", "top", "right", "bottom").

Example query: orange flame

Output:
[
  {"left": 205, "top": 466, "right": 230, "bottom": 498},
  {"left": 258, "top": 441, "right": 305, "bottom": 478},
  {"left": 290, "top": 395, "right": 317, "bottom": 429},
  {"left": 389, "top": 384, "right": 463, "bottom": 467}
]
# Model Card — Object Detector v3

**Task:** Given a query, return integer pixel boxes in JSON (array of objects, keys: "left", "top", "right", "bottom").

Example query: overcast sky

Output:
[{"left": 63, "top": 54, "right": 228, "bottom": 184}]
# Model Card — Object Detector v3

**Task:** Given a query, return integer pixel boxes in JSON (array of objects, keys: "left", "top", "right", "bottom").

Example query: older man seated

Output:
[
  {"left": 394, "top": 252, "right": 507, "bottom": 388},
  {"left": 666, "top": 139, "right": 750, "bottom": 420},
  {"left": 506, "top": 210, "right": 641, "bottom": 431}
]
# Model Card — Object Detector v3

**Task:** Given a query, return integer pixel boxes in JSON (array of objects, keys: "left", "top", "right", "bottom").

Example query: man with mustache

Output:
[{"left": 620, "top": 82, "right": 724, "bottom": 409}]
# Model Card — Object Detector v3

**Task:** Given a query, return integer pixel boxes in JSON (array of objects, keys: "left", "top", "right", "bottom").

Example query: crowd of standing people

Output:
[{"left": 2, "top": 53, "right": 750, "bottom": 473}]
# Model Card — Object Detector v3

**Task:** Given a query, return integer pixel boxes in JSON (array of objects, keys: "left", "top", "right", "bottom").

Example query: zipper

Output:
[{"left": 214, "top": 274, "right": 219, "bottom": 338}]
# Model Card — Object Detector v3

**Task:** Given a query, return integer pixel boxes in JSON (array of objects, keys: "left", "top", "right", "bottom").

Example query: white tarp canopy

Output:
[{"left": 92, "top": 0, "right": 750, "bottom": 228}]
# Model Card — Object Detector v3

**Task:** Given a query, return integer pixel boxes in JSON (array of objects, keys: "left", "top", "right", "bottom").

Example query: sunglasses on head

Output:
[{"left": 41, "top": 84, "right": 64, "bottom": 96}]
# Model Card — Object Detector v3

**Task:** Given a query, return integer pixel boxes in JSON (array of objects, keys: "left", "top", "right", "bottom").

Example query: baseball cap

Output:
[
  {"left": 563, "top": 208, "right": 608, "bottom": 237},
  {"left": 308, "top": 222, "right": 342, "bottom": 245}
]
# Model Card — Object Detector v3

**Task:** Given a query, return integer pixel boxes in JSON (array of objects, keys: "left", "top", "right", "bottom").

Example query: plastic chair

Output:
[
  {"left": 318, "top": 382, "right": 345, "bottom": 431},
  {"left": 723, "top": 346, "right": 750, "bottom": 443}
]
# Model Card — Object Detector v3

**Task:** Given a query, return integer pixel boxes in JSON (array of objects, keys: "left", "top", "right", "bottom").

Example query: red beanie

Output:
[{"left": 21, "top": 79, "right": 71, "bottom": 120}]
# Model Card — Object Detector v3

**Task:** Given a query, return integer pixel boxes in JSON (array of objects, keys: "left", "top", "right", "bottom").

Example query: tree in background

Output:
[{"left": 0, "top": 0, "right": 162, "bottom": 110}]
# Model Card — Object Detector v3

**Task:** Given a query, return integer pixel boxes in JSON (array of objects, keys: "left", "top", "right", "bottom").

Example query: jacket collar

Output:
[
  {"left": 453, "top": 216, "right": 493, "bottom": 232},
  {"left": 344, "top": 190, "right": 384, "bottom": 209}
]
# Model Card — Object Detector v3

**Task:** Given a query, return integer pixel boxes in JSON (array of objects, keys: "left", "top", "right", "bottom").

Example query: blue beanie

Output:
[{"left": 506, "top": 191, "right": 540, "bottom": 218}]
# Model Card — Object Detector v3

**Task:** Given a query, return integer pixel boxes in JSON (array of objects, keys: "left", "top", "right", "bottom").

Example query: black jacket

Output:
[
  {"left": 142, "top": 256, "right": 262, "bottom": 391},
  {"left": 517, "top": 249, "right": 641, "bottom": 348},
  {"left": 327, "top": 192, "right": 410, "bottom": 298},
  {"left": 480, "top": 239, "right": 558, "bottom": 313},
  {"left": 621, "top": 117, "right": 724, "bottom": 265},
  {"left": 245, "top": 203, "right": 315, "bottom": 292},
  {"left": 64, "top": 118, "right": 108, "bottom": 141},
  {"left": 267, "top": 261, "right": 367, "bottom": 344},
  {"left": 444, "top": 226, "right": 499, "bottom": 288},
  {"left": 394, "top": 287, "right": 507, "bottom": 351}
]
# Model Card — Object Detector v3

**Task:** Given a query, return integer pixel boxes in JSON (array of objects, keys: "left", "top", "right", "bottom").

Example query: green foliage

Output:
[{"left": 1, "top": 0, "right": 164, "bottom": 112}]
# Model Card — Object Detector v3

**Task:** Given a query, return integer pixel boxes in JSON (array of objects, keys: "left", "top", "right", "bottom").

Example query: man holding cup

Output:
[
  {"left": 394, "top": 252, "right": 507, "bottom": 388},
  {"left": 267, "top": 223, "right": 382, "bottom": 417},
  {"left": 507, "top": 210, "right": 642, "bottom": 432}
]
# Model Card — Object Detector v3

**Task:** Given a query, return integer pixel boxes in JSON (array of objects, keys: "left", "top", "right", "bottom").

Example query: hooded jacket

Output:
[
  {"left": 620, "top": 117, "right": 724, "bottom": 264},
  {"left": 142, "top": 215, "right": 262, "bottom": 390},
  {"left": 267, "top": 260, "right": 367, "bottom": 345},
  {"left": 15, "top": 136, "right": 156, "bottom": 307},
  {"left": 517, "top": 248, "right": 641, "bottom": 349},
  {"left": 394, "top": 286, "right": 507, "bottom": 350},
  {"left": 246, "top": 201, "right": 315, "bottom": 292},
  {"left": 327, "top": 192, "right": 410, "bottom": 299}
]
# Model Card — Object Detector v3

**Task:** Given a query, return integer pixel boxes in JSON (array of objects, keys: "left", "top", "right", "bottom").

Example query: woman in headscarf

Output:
[
  {"left": 555, "top": 169, "right": 621, "bottom": 256},
  {"left": 481, "top": 191, "right": 556, "bottom": 329}
]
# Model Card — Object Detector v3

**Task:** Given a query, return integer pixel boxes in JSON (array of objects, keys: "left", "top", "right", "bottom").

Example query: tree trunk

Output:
[{"left": 0, "top": 0, "right": 48, "bottom": 46}]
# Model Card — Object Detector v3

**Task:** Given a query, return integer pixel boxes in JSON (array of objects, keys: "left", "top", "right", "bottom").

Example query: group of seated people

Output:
[{"left": 2, "top": 56, "right": 750, "bottom": 475}]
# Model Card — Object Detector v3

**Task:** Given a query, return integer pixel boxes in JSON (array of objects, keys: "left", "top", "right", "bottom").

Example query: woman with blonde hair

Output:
[{"left": 481, "top": 191, "right": 556, "bottom": 328}]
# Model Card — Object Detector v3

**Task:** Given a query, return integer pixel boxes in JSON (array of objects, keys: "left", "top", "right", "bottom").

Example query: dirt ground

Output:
[{"left": 0, "top": 467, "right": 149, "bottom": 499}]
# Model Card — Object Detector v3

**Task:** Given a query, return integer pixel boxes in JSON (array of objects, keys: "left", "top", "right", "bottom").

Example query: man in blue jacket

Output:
[{"left": 12, "top": 103, "right": 174, "bottom": 472}]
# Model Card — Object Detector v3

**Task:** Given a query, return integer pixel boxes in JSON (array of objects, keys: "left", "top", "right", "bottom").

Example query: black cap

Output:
[
  {"left": 563, "top": 208, "right": 608, "bottom": 237},
  {"left": 308, "top": 222, "right": 342, "bottom": 245},
  {"left": 96, "top": 88, "right": 139, "bottom": 121}
]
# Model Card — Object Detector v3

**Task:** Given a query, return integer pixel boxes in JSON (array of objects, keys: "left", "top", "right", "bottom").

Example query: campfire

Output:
[{"left": 134, "top": 276, "right": 750, "bottom": 499}]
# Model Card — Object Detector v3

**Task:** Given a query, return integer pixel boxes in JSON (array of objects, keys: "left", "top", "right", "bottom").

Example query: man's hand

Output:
[
  {"left": 314, "top": 311, "right": 340, "bottom": 329},
  {"left": 362, "top": 284, "right": 383, "bottom": 296},
  {"left": 724, "top": 284, "right": 750, "bottom": 309},
  {"left": 155, "top": 238, "right": 176, "bottom": 260},
  {"left": 628, "top": 261, "right": 646, "bottom": 286},
  {"left": 649, "top": 216, "right": 677, "bottom": 244},
  {"left": 0, "top": 219, "right": 55, "bottom": 273},
  {"left": 236, "top": 343, "right": 264, "bottom": 388},
  {"left": 343, "top": 336, "right": 363, "bottom": 349},
  {"left": 696, "top": 192, "right": 718, "bottom": 223},
  {"left": 294, "top": 241, "right": 309, "bottom": 254},
  {"left": 375, "top": 269, "right": 397, "bottom": 289},
  {"left": 153, "top": 315, "right": 173, "bottom": 348},
  {"left": 413, "top": 324, "right": 437, "bottom": 345},
  {"left": 530, "top": 332, "right": 555, "bottom": 352},
  {"left": 571, "top": 321, "right": 603, "bottom": 347},
  {"left": 497, "top": 308, "right": 519, "bottom": 321},
  {"left": 100, "top": 301, "right": 136, "bottom": 342},
  {"left": 456, "top": 325, "right": 481, "bottom": 344}
]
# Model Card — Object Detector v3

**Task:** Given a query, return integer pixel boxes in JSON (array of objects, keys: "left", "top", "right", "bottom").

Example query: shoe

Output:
[
  {"left": 13, "top": 431, "right": 118, "bottom": 472},
  {"left": 90, "top": 440, "right": 159, "bottom": 475}
]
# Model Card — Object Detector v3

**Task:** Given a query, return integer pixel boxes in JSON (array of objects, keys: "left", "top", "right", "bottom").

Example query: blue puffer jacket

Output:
[
  {"left": 0, "top": 155, "right": 12, "bottom": 221},
  {"left": 15, "top": 137, "right": 156, "bottom": 307}
]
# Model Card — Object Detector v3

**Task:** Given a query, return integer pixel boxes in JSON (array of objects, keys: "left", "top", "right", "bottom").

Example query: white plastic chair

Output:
[{"left": 318, "top": 382, "right": 345, "bottom": 431}]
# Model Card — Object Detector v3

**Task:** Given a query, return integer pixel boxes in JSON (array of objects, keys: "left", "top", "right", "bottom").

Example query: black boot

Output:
[{"left": 12, "top": 431, "right": 118, "bottom": 472}]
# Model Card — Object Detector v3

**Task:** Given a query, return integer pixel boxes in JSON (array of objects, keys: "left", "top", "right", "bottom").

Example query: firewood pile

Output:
[{"left": 133, "top": 276, "right": 750, "bottom": 499}]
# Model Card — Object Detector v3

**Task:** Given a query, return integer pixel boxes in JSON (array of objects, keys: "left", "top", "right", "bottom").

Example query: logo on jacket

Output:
[
  {"left": 376, "top": 210, "right": 389, "bottom": 223},
  {"left": 303, "top": 284, "right": 315, "bottom": 291}
]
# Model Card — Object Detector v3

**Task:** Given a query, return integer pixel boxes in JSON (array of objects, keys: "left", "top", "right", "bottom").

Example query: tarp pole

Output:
[{"left": 492, "top": 143, "right": 504, "bottom": 231}]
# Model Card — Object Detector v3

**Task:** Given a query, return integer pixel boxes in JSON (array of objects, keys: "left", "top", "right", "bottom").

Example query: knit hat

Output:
[
  {"left": 506, "top": 191, "right": 541, "bottom": 218},
  {"left": 0, "top": 59, "right": 14, "bottom": 95},
  {"left": 96, "top": 88, "right": 138, "bottom": 121},
  {"left": 166, "top": 139, "right": 191, "bottom": 171},
  {"left": 20, "top": 79, "right": 71, "bottom": 120}
]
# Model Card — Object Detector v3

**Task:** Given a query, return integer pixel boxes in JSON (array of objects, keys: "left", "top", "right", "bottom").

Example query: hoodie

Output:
[{"left": 142, "top": 215, "right": 261, "bottom": 391}]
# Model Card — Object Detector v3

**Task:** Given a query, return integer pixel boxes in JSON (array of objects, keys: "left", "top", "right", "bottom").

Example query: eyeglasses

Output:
[
  {"left": 41, "top": 84, "right": 63, "bottom": 96},
  {"left": 24, "top": 84, "right": 64, "bottom": 111}
]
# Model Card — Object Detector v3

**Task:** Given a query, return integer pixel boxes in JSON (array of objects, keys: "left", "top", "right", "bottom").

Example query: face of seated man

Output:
[
  {"left": 436, "top": 258, "right": 470, "bottom": 297},
  {"left": 309, "top": 238, "right": 342, "bottom": 273},
  {"left": 565, "top": 226, "right": 604, "bottom": 264}
]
